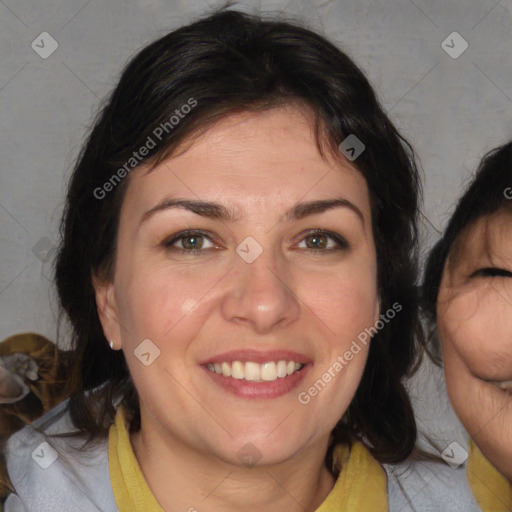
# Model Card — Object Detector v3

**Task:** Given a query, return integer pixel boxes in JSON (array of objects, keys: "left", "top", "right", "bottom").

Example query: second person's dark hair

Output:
[{"left": 423, "top": 141, "right": 512, "bottom": 324}]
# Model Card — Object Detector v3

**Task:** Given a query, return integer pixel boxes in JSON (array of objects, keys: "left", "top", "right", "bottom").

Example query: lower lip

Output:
[{"left": 201, "top": 364, "right": 311, "bottom": 399}]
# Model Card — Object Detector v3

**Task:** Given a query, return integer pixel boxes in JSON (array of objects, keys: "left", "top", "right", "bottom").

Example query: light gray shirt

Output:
[{"left": 5, "top": 400, "right": 481, "bottom": 511}]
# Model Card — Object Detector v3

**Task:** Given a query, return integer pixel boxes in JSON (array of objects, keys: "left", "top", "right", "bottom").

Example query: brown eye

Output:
[
  {"left": 181, "top": 234, "right": 204, "bottom": 250},
  {"left": 163, "top": 230, "right": 216, "bottom": 253},
  {"left": 305, "top": 233, "right": 328, "bottom": 249},
  {"left": 297, "top": 230, "right": 348, "bottom": 251}
]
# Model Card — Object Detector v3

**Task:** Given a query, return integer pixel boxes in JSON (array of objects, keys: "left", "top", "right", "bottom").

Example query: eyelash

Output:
[
  {"left": 471, "top": 267, "right": 512, "bottom": 278},
  {"left": 162, "top": 229, "right": 349, "bottom": 255}
]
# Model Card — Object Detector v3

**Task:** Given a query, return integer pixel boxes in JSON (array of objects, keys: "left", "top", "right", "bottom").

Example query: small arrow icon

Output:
[
  {"left": 236, "top": 442, "right": 262, "bottom": 467},
  {"left": 31, "top": 441, "right": 58, "bottom": 468},
  {"left": 444, "top": 449, "right": 454, "bottom": 458},
  {"left": 31, "top": 32, "right": 58, "bottom": 59},
  {"left": 32, "top": 237, "right": 55, "bottom": 262},
  {"left": 339, "top": 134, "right": 365, "bottom": 161},
  {"left": 134, "top": 339, "right": 161, "bottom": 366},
  {"left": 441, "top": 32, "right": 468, "bottom": 59},
  {"left": 441, "top": 441, "right": 468, "bottom": 468},
  {"left": 236, "top": 237, "right": 263, "bottom": 263}
]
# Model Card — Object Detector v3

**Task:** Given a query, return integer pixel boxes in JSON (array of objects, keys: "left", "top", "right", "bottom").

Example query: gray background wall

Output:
[{"left": 1, "top": 0, "right": 512, "bottom": 343}]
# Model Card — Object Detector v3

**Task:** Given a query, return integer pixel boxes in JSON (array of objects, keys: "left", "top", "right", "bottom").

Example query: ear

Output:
[{"left": 93, "top": 274, "right": 123, "bottom": 349}]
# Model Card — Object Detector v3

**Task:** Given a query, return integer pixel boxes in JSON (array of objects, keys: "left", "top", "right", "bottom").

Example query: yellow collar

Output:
[
  {"left": 466, "top": 439, "right": 512, "bottom": 511},
  {"left": 109, "top": 406, "right": 388, "bottom": 512}
]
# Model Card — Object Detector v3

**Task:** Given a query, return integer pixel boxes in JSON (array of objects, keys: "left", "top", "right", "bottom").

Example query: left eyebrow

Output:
[{"left": 139, "top": 197, "right": 364, "bottom": 226}]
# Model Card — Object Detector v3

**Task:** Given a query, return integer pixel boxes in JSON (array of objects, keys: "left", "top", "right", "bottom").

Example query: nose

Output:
[{"left": 220, "top": 248, "right": 301, "bottom": 334}]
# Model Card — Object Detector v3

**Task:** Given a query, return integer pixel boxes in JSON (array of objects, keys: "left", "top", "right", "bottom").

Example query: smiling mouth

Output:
[{"left": 205, "top": 360, "right": 305, "bottom": 382}]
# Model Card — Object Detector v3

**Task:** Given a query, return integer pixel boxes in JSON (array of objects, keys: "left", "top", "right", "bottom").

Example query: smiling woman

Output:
[{"left": 3, "top": 6, "right": 423, "bottom": 512}]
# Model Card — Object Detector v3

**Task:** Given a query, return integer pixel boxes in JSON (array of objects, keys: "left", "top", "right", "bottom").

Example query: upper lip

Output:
[{"left": 198, "top": 349, "right": 313, "bottom": 365}]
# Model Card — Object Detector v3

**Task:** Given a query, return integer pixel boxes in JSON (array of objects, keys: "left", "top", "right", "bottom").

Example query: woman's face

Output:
[
  {"left": 96, "top": 105, "right": 380, "bottom": 467},
  {"left": 438, "top": 210, "right": 512, "bottom": 480}
]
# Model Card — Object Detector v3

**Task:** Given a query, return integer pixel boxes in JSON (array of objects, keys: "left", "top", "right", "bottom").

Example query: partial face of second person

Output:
[
  {"left": 96, "top": 105, "right": 380, "bottom": 469},
  {"left": 438, "top": 210, "right": 512, "bottom": 480}
]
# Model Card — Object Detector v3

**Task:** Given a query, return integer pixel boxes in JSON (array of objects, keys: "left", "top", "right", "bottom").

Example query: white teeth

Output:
[
  {"left": 205, "top": 360, "right": 305, "bottom": 382},
  {"left": 245, "top": 362, "right": 260, "bottom": 381},
  {"left": 261, "top": 362, "right": 277, "bottom": 381},
  {"left": 221, "top": 362, "right": 231, "bottom": 377},
  {"left": 231, "top": 361, "right": 245, "bottom": 379},
  {"left": 276, "top": 360, "right": 287, "bottom": 378}
]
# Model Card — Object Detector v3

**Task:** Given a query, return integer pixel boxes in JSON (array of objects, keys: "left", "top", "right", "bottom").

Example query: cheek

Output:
[
  {"left": 296, "top": 253, "right": 379, "bottom": 324},
  {"left": 439, "top": 285, "right": 512, "bottom": 379},
  {"left": 114, "top": 261, "right": 226, "bottom": 343}
]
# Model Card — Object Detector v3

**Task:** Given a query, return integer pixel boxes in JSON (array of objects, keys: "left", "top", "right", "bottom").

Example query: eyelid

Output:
[{"left": 471, "top": 267, "right": 512, "bottom": 278}]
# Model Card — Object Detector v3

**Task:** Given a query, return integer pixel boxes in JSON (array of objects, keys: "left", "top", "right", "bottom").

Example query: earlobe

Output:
[{"left": 93, "top": 275, "right": 122, "bottom": 349}]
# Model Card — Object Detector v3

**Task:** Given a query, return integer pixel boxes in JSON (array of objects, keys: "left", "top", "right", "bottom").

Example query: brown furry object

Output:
[{"left": 0, "top": 333, "right": 71, "bottom": 498}]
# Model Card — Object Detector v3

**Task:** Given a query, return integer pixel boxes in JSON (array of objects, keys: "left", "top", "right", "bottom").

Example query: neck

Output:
[{"left": 130, "top": 419, "right": 336, "bottom": 512}]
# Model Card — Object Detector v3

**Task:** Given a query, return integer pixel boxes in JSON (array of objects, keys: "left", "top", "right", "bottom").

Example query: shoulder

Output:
[
  {"left": 4, "top": 399, "right": 118, "bottom": 512},
  {"left": 384, "top": 457, "right": 481, "bottom": 512}
]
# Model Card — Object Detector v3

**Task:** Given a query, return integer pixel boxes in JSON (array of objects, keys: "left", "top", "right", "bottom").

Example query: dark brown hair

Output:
[{"left": 54, "top": 6, "right": 423, "bottom": 471}]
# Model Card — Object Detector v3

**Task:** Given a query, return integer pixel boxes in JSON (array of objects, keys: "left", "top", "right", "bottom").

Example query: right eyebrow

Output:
[{"left": 140, "top": 198, "right": 238, "bottom": 225}]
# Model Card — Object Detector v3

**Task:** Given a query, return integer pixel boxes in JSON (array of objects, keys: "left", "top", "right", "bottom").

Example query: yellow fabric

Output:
[
  {"left": 108, "top": 407, "right": 163, "bottom": 511},
  {"left": 323, "top": 441, "right": 388, "bottom": 511},
  {"left": 466, "top": 438, "right": 512, "bottom": 511},
  {"left": 109, "top": 406, "right": 388, "bottom": 512}
]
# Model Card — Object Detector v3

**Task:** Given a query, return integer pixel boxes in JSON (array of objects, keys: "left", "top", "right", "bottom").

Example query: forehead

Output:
[
  {"left": 124, "top": 105, "right": 371, "bottom": 217},
  {"left": 448, "top": 210, "right": 512, "bottom": 270}
]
